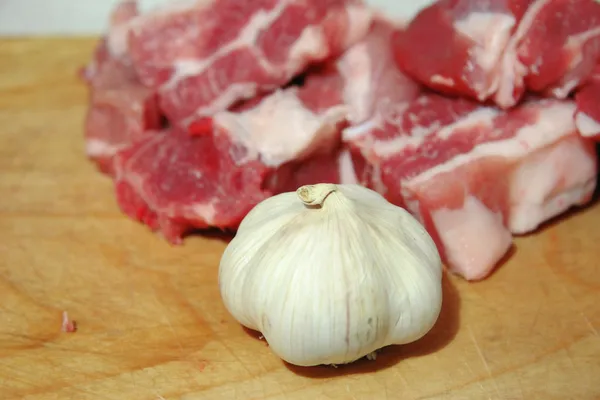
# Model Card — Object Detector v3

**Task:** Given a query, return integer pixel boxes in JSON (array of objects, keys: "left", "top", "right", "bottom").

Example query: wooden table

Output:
[{"left": 1, "top": 37, "right": 599, "bottom": 400}]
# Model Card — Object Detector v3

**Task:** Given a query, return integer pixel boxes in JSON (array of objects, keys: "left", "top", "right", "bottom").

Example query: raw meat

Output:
[
  {"left": 211, "top": 65, "right": 348, "bottom": 168},
  {"left": 82, "top": 44, "right": 162, "bottom": 176},
  {"left": 112, "top": 68, "right": 351, "bottom": 243},
  {"left": 113, "top": 128, "right": 272, "bottom": 243},
  {"left": 113, "top": 131, "right": 357, "bottom": 243},
  {"left": 82, "top": 2, "right": 162, "bottom": 176},
  {"left": 335, "top": 18, "right": 422, "bottom": 124},
  {"left": 575, "top": 65, "right": 600, "bottom": 138},
  {"left": 106, "top": 0, "right": 140, "bottom": 60},
  {"left": 124, "top": 0, "right": 373, "bottom": 126},
  {"left": 392, "top": 0, "right": 600, "bottom": 108},
  {"left": 80, "top": 1, "right": 600, "bottom": 282},
  {"left": 347, "top": 95, "right": 597, "bottom": 280},
  {"left": 61, "top": 311, "right": 77, "bottom": 333}
]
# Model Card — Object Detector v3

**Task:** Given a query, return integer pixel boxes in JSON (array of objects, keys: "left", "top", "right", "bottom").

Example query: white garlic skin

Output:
[{"left": 218, "top": 183, "right": 443, "bottom": 367}]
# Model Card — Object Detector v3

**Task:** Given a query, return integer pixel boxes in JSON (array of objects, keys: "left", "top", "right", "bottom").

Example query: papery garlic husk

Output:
[{"left": 218, "top": 183, "right": 443, "bottom": 367}]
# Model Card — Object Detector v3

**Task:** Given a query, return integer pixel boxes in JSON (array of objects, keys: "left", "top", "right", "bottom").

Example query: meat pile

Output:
[{"left": 82, "top": 0, "right": 600, "bottom": 281}]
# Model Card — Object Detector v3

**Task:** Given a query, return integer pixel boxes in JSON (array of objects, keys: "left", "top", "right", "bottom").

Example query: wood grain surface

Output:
[{"left": 0, "top": 38, "right": 599, "bottom": 400}]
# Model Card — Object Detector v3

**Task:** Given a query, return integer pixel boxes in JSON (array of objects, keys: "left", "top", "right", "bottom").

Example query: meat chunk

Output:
[
  {"left": 124, "top": 0, "right": 373, "bottom": 125},
  {"left": 393, "top": 0, "right": 600, "bottom": 108},
  {"left": 332, "top": 15, "right": 597, "bottom": 280},
  {"left": 113, "top": 129, "right": 272, "bottom": 243},
  {"left": 348, "top": 95, "right": 597, "bottom": 280},
  {"left": 112, "top": 68, "right": 351, "bottom": 242},
  {"left": 82, "top": 2, "right": 162, "bottom": 176},
  {"left": 113, "top": 135, "right": 358, "bottom": 243},
  {"left": 575, "top": 65, "right": 600, "bottom": 138}
]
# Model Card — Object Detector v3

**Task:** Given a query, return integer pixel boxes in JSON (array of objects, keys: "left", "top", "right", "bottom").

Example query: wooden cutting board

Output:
[{"left": 0, "top": 37, "right": 599, "bottom": 400}]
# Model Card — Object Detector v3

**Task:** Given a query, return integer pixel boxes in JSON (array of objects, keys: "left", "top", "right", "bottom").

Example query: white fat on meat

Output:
[
  {"left": 576, "top": 111, "right": 600, "bottom": 137},
  {"left": 336, "top": 41, "right": 376, "bottom": 123},
  {"left": 549, "top": 78, "right": 581, "bottom": 99},
  {"left": 286, "top": 26, "right": 330, "bottom": 72},
  {"left": 85, "top": 138, "right": 125, "bottom": 159},
  {"left": 494, "top": 0, "right": 548, "bottom": 108},
  {"left": 453, "top": 11, "right": 516, "bottom": 99},
  {"left": 509, "top": 135, "right": 597, "bottom": 234},
  {"left": 213, "top": 89, "right": 348, "bottom": 167},
  {"left": 286, "top": 4, "right": 373, "bottom": 75},
  {"left": 431, "top": 196, "right": 512, "bottom": 281},
  {"left": 430, "top": 75, "right": 455, "bottom": 87},
  {"left": 337, "top": 148, "right": 359, "bottom": 184},
  {"left": 181, "top": 82, "right": 261, "bottom": 127},
  {"left": 408, "top": 100, "right": 578, "bottom": 185},
  {"left": 341, "top": 4, "right": 376, "bottom": 48},
  {"left": 336, "top": 18, "right": 421, "bottom": 125},
  {"left": 371, "top": 106, "right": 500, "bottom": 159},
  {"left": 190, "top": 200, "right": 218, "bottom": 226},
  {"left": 107, "top": 26, "right": 133, "bottom": 58},
  {"left": 547, "top": 26, "right": 600, "bottom": 99},
  {"left": 342, "top": 120, "right": 379, "bottom": 142}
]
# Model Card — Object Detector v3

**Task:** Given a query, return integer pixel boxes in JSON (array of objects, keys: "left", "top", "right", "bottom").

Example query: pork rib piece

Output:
[
  {"left": 124, "top": 0, "right": 373, "bottom": 126},
  {"left": 113, "top": 69, "right": 351, "bottom": 242},
  {"left": 575, "top": 65, "right": 600, "bottom": 139},
  {"left": 347, "top": 95, "right": 597, "bottom": 280},
  {"left": 392, "top": 0, "right": 600, "bottom": 108},
  {"left": 82, "top": 2, "right": 162, "bottom": 176}
]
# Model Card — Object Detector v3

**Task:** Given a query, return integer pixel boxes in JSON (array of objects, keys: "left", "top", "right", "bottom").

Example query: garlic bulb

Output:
[{"left": 218, "top": 183, "right": 443, "bottom": 367}]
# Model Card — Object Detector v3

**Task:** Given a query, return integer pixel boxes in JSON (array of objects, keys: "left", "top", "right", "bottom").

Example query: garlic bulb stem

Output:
[{"left": 296, "top": 183, "right": 338, "bottom": 206}]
